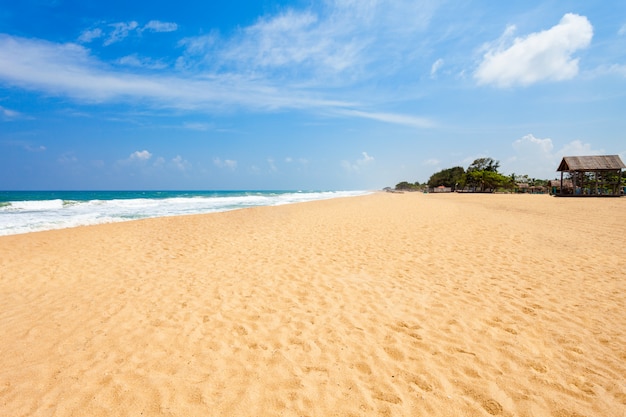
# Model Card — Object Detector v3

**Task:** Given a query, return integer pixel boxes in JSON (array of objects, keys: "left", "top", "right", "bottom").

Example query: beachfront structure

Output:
[
  {"left": 432, "top": 185, "right": 452, "bottom": 193},
  {"left": 548, "top": 179, "right": 573, "bottom": 196},
  {"left": 555, "top": 155, "right": 625, "bottom": 197},
  {"left": 516, "top": 183, "right": 547, "bottom": 194}
]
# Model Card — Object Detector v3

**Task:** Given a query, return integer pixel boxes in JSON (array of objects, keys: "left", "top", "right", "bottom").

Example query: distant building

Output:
[
  {"left": 555, "top": 155, "right": 625, "bottom": 197},
  {"left": 548, "top": 179, "right": 573, "bottom": 195},
  {"left": 432, "top": 185, "right": 452, "bottom": 193},
  {"left": 516, "top": 183, "right": 546, "bottom": 194}
]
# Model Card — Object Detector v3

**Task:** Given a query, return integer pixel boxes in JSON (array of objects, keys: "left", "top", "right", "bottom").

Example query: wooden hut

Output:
[
  {"left": 516, "top": 183, "right": 547, "bottom": 194},
  {"left": 549, "top": 179, "right": 573, "bottom": 195},
  {"left": 555, "top": 155, "right": 625, "bottom": 197}
]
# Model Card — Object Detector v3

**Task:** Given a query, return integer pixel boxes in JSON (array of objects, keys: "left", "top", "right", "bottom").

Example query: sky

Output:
[{"left": 1, "top": 0, "right": 625, "bottom": 190}]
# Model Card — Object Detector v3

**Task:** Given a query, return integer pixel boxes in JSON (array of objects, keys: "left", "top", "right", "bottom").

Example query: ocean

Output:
[{"left": 0, "top": 190, "right": 371, "bottom": 236}]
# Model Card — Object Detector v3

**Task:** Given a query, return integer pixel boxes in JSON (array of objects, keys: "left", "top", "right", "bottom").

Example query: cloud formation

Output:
[
  {"left": 508, "top": 134, "right": 605, "bottom": 179},
  {"left": 171, "top": 155, "right": 190, "bottom": 171},
  {"left": 178, "top": 0, "right": 438, "bottom": 84},
  {"left": 0, "top": 105, "right": 21, "bottom": 121},
  {"left": 341, "top": 151, "right": 374, "bottom": 173},
  {"left": 130, "top": 150, "right": 152, "bottom": 160},
  {"left": 105, "top": 21, "right": 139, "bottom": 46},
  {"left": 475, "top": 13, "right": 593, "bottom": 87},
  {"left": 142, "top": 21, "right": 178, "bottom": 33},
  {"left": 0, "top": 34, "right": 351, "bottom": 108},
  {"left": 214, "top": 158, "right": 237, "bottom": 170},
  {"left": 79, "top": 20, "right": 178, "bottom": 46},
  {"left": 337, "top": 109, "right": 435, "bottom": 128},
  {"left": 430, "top": 59, "right": 443, "bottom": 78},
  {"left": 117, "top": 54, "right": 167, "bottom": 69},
  {"left": 0, "top": 32, "right": 437, "bottom": 128},
  {"left": 78, "top": 28, "right": 103, "bottom": 43},
  {"left": 0, "top": 2, "right": 445, "bottom": 129}
]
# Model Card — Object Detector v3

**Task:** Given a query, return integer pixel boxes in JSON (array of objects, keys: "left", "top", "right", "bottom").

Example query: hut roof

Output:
[
  {"left": 549, "top": 179, "right": 573, "bottom": 187},
  {"left": 557, "top": 155, "right": 626, "bottom": 172}
]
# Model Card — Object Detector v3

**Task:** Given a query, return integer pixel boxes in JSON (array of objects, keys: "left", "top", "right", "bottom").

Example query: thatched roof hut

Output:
[
  {"left": 555, "top": 155, "right": 625, "bottom": 197},
  {"left": 548, "top": 179, "right": 573, "bottom": 195},
  {"left": 557, "top": 155, "right": 625, "bottom": 172}
]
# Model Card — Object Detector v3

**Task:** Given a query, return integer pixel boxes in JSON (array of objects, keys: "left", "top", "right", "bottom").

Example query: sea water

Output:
[{"left": 0, "top": 190, "right": 370, "bottom": 236}]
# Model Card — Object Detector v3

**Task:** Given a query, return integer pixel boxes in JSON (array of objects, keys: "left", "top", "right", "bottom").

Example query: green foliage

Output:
[
  {"left": 427, "top": 166, "right": 465, "bottom": 189},
  {"left": 467, "top": 157, "right": 500, "bottom": 173},
  {"left": 393, "top": 156, "right": 555, "bottom": 193},
  {"left": 461, "top": 158, "right": 514, "bottom": 192},
  {"left": 395, "top": 181, "right": 421, "bottom": 191}
]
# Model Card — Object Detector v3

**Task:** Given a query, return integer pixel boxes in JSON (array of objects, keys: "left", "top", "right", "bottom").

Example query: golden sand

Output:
[{"left": 1, "top": 192, "right": 624, "bottom": 416}]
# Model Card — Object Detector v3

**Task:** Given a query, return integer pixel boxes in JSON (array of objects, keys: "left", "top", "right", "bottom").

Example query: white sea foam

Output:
[{"left": 0, "top": 191, "right": 371, "bottom": 236}]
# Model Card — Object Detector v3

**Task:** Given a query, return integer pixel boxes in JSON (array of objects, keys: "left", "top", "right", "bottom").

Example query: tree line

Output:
[{"left": 395, "top": 157, "right": 550, "bottom": 192}]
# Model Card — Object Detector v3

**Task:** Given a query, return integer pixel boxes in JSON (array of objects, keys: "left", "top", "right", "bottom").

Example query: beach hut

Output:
[
  {"left": 433, "top": 185, "right": 452, "bottom": 193},
  {"left": 555, "top": 155, "right": 625, "bottom": 197},
  {"left": 549, "top": 179, "right": 573, "bottom": 196},
  {"left": 515, "top": 183, "right": 529, "bottom": 193}
]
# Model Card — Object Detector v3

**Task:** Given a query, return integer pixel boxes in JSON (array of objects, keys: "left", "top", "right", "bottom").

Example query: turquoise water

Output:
[{"left": 0, "top": 190, "right": 370, "bottom": 236}]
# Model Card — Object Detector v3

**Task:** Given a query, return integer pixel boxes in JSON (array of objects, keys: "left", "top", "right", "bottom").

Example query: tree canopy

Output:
[
  {"left": 462, "top": 158, "right": 512, "bottom": 192},
  {"left": 395, "top": 157, "right": 528, "bottom": 193},
  {"left": 395, "top": 181, "right": 421, "bottom": 191},
  {"left": 467, "top": 157, "right": 500, "bottom": 173},
  {"left": 427, "top": 166, "right": 465, "bottom": 189}
]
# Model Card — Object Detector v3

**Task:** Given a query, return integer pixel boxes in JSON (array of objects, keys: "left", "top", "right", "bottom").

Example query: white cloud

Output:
[
  {"left": 475, "top": 13, "right": 593, "bottom": 87},
  {"left": 430, "top": 58, "right": 443, "bottom": 78},
  {"left": 619, "top": 24, "right": 626, "bottom": 36},
  {"left": 0, "top": 105, "right": 21, "bottom": 121},
  {"left": 222, "top": 9, "right": 360, "bottom": 75},
  {"left": 117, "top": 54, "right": 167, "bottom": 69},
  {"left": 171, "top": 155, "right": 191, "bottom": 171},
  {"left": 337, "top": 109, "right": 435, "bottom": 128},
  {"left": 58, "top": 152, "right": 78, "bottom": 164},
  {"left": 153, "top": 156, "right": 166, "bottom": 167},
  {"left": 130, "top": 150, "right": 152, "bottom": 160},
  {"left": 508, "top": 134, "right": 556, "bottom": 177},
  {"left": 513, "top": 133, "right": 554, "bottom": 154},
  {"left": 587, "top": 63, "right": 626, "bottom": 78},
  {"left": 508, "top": 134, "right": 606, "bottom": 179},
  {"left": 423, "top": 158, "right": 440, "bottom": 166},
  {"left": 359, "top": 151, "right": 374, "bottom": 164},
  {"left": 267, "top": 158, "right": 278, "bottom": 172},
  {"left": 557, "top": 139, "right": 603, "bottom": 157},
  {"left": 78, "top": 28, "right": 103, "bottom": 43},
  {"left": 0, "top": 4, "right": 439, "bottom": 126},
  {"left": 104, "top": 21, "right": 139, "bottom": 46},
  {"left": 342, "top": 151, "right": 374, "bottom": 173},
  {"left": 182, "top": 122, "right": 212, "bottom": 131},
  {"left": 285, "top": 156, "right": 309, "bottom": 165},
  {"left": 2, "top": 140, "right": 46, "bottom": 151},
  {"left": 26, "top": 144, "right": 46, "bottom": 152},
  {"left": 180, "top": 0, "right": 438, "bottom": 82},
  {"left": 81, "top": 20, "right": 176, "bottom": 46},
  {"left": 214, "top": 157, "right": 237, "bottom": 170},
  {"left": 142, "top": 21, "right": 178, "bottom": 33},
  {"left": 0, "top": 35, "right": 354, "bottom": 110}
]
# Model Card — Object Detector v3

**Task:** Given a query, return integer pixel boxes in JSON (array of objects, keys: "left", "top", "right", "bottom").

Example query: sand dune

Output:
[{"left": 1, "top": 192, "right": 624, "bottom": 416}]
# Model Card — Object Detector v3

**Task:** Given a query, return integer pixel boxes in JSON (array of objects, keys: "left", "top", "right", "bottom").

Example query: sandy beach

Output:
[{"left": 1, "top": 192, "right": 624, "bottom": 417}]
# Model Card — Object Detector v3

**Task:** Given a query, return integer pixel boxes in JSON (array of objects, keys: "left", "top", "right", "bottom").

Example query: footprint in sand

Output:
[
  {"left": 383, "top": 345, "right": 405, "bottom": 361},
  {"left": 355, "top": 362, "right": 372, "bottom": 375}
]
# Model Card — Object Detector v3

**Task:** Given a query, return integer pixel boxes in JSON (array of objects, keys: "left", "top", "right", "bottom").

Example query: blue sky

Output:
[{"left": 1, "top": 0, "right": 625, "bottom": 190}]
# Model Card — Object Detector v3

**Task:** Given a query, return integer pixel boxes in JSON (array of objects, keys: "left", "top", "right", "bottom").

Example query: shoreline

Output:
[
  {"left": 1, "top": 192, "right": 624, "bottom": 416},
  {"left": 0, "top": 189, "right": 373, "bottom": 237}
]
